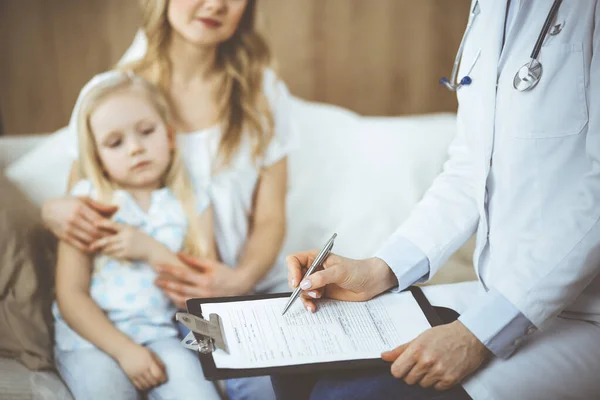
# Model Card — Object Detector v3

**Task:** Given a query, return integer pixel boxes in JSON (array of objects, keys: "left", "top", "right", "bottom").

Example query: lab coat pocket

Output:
[{"left": 509, "top": 42, "right": 588, "bottom": 139}]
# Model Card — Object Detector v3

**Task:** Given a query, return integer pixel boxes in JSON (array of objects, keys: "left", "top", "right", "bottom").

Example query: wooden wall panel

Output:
[
  {"left": 0, "top": 0, "right": 141, "bottom": 135},
  {"left": 1, "top": 0, "right": 471, "bottom": 135}
]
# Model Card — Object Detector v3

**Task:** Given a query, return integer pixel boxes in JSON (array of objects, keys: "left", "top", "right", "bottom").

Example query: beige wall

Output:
[{"left": 0, "top": 0, "right": 471, "bottom": 135}]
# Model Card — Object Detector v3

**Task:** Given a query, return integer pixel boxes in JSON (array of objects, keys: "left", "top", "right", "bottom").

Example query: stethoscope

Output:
[{"left": 440, "top": 0, "right": 563, "bottom": 92}]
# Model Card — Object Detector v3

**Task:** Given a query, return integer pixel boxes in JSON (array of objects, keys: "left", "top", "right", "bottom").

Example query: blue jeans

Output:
[
  {"left": 55, "top": 337, "right": 221, "bottom": 400},
  {"left": 225, "top": 376, "right": 276, "bottom": 400},
  {"left": 177, "top": 321, "right": 276, "bottom": 400},
  {"left": 271, "top": 368, "right": 471, "bottom": 400}
]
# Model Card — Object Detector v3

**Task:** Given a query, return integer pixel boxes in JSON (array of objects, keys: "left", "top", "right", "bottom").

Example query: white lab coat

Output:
[{"left": 394, "top": 1, "right": 600, "bottom": 399}]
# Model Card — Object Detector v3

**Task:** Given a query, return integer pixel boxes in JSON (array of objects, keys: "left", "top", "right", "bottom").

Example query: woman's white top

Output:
[{"left": 67, "top": 69, "right": 295, "bottom": 293}]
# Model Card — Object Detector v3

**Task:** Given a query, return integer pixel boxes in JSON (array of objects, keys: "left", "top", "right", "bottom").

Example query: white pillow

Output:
[
  {"left": 282, "top": 100, "right": 475, "bottom": 284},
  {"left": 283, "top": 100, "right": 455, "bottom": 257},
  {"left": 4, "top": 128, "right": 73, "bottom": 206}
]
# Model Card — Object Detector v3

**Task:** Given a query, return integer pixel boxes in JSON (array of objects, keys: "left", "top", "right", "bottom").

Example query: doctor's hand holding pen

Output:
[
  {"left": 287, "top": 251, "right": 490, "bottom": 390},
  {"left": 286, "top": 251, "right": 399, "bottom": 312}
]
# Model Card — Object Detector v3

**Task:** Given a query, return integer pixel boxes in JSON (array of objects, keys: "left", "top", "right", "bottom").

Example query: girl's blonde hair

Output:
[
  {"left": 77, "top": 72, "right": 208, "bottom": 258},
  {"left": 125, "top": 0, "right": 274, "bottom": 169}
]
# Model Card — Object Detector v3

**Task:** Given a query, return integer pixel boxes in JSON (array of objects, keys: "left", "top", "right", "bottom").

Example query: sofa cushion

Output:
[
  {"left": 4, "top": 128, "right": 73, "bottom": 206},
  {"left": 282, "top": 100, "right": 476, "bottom": 285},
  {"left": 5, "top": 99, "right": 475, "bottom": 288},
  {"left": 0, "top": 357, "right": 72, "bottom": 399},
  {"left": 0, "top": 173, "right": 57, "bottom": 370}
]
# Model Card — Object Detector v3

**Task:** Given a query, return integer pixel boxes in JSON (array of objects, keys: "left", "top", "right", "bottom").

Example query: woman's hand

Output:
[
  {"left": 90, "top": 220, "right": 158, "bottom": 262},
  {"left": 155, "top": 254, "right": 252, "bottom": 309},
  {"left": 286, "top": 251, "right": 399, "bottom": 312},
  {"left": 116, "top": 342, "right": 167, "bottom": 391},
  {"left": 42, "top": 196, "right": 117, "bottom": 252}
]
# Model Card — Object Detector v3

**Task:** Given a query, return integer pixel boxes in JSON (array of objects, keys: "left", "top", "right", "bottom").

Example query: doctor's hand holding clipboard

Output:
[{"left": 285, "top": 249, "right": 489, "bottom": 392}]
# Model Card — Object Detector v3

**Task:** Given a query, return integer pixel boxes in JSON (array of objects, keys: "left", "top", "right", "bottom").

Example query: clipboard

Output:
[{"left": 180, "top": 286, "right": 459, "bottom": 381}]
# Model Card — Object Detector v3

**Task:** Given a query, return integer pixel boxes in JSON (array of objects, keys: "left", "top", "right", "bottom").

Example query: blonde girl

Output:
[{"left": 53, "top": 71, "right": 222, "bottom": 400}]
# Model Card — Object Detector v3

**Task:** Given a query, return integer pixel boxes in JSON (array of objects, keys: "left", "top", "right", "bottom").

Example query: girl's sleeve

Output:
[{"left": 261, "top": 69, "right": 297, "bottom": 167}]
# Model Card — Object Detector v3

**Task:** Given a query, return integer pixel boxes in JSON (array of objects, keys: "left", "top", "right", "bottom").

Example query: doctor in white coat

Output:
[{"left": 277, "top": 1, "right": 600, "bottom": 399}]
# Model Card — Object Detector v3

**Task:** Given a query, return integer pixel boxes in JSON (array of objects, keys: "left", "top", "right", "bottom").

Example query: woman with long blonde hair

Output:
[{"left": 42, "top": 1, "right": 293, "bottom": 398}]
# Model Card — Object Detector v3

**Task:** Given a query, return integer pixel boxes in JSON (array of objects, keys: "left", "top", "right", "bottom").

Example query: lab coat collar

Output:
[
  {"left": 475, "top": 0, "right": 511, "bottom": 14},
  {"left": 471, "top": 0, "right": 522, "bottom": 12},
  {"left": 474, "top": 0, "right": 486, "bottom": 13}
]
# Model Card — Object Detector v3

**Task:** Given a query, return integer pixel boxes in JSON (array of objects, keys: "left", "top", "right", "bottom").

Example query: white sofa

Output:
[
  {"left": 1, "top": 97, "right": 475, "bottom": 281},
  {"left": 0, "top": 97, "right": 475, "bottom": 398}
]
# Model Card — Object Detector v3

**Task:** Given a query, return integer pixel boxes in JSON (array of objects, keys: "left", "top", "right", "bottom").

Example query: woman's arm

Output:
[
  {"left": 42, "top": 161, "right": 117, "bottom": 251},
  {"left": 197, "top": 205, "right": 218, "bottom": 260},
  {"left": 91, "top": 219, "right": 187, "bottom": 269},
  {"left": 153, "top": 169, "right": 287, "bottom": 304},
  {"left": 235, "top": 157, "right": 287, "bottom": 287},
  {"left": 55, "top": 241, "right": 134, "bottom": 358}
]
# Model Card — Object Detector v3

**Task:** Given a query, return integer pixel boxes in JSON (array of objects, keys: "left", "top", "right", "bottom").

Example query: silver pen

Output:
[{"left": 281, "top": 233, "right": 337, "bottom": 316}]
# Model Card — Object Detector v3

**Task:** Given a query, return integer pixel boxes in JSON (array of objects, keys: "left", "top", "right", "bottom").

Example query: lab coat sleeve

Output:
[
  {"left": 378, "top": 108, "right": 479, "bottom": 281},
  {"left": 374, "top": 237, "right": 430, "bottom": 292},
  {"left": 459, "top": 289, "right": 533, "bottom": 358},
  {"left": 376, "top": 235, "right": 534, "bottom": 358},
  {"left": 495, "top": 11, "right": 600, "bottom": 331}
]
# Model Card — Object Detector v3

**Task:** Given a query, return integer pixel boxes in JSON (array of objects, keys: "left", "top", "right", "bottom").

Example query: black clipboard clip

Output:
[{"left": 176, "top": 312, "right": 229, "bottom": 354}]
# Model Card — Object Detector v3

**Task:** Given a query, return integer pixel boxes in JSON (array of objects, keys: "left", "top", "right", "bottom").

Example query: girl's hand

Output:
[
  {"left": 116, "top": 343, "right": 167, "bottom": 391},
  {"left": 41, "top": 196, "right": 118, "bottom": 252},
  {"left": 155, "top": 254, "right": 252, "bottom": 309},
  {"left": 90, "top": 220, "right": 157, "bottom": 262},
  {"left": 286, "top": 252, "right": 399, "bottom": 312}
]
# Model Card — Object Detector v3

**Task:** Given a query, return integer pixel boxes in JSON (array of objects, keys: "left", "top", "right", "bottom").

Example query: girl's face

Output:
[
  {"left": 89, "top": 91, "right": 173, "bottom": 190},
  {"left": 168, "top": 0, "right": 249, "bottom": 47}
]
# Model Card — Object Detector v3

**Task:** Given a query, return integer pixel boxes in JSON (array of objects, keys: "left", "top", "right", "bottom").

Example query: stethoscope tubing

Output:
[
  {"left": 443, "top": 0, "right": 563, "bottom": 91},
  {"left": 530, "top": 0, "right": 563, "bottom": 61}
]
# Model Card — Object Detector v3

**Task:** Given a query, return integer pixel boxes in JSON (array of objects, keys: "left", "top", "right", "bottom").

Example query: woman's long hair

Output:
[
  {"left": 127, "top": 0, "right": 274, "bottom": 170},
  {"left": 76, "top": 72, "right": 208, "bottom": 258}
]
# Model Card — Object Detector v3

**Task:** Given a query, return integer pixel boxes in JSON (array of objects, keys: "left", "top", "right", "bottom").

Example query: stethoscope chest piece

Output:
[{"left": 513, "top": 59, "right": 543, "bottom": 92}]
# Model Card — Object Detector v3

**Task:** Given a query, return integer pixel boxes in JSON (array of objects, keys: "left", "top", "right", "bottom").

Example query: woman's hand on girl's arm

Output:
[
  {"left": 198, "top": 205, "right": 218, "bottom": 260},
  {"left": 155, "top": 254, "right": 252, "bottom": 308},
  {"left": 91, "top": 220, "right": 170, "bottom": 264},
  {"left": 42, "top": 161, "right": 117, "bottom": 251},
  {"left": 235, "top": 157, "right": 288, "bottom": 287},
  {"left": 42, "top": 197, "right": 117, "bottom": 251},
  {"left": 54, "top": 241, "right": 167, "bottom": 389}
]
